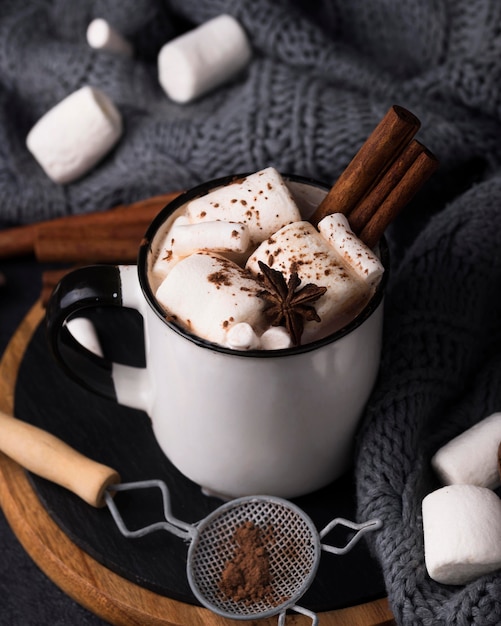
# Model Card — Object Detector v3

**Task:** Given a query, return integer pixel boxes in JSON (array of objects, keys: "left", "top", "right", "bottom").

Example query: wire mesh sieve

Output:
[
  {"left": 187, "top": 495, "right": 320, "bottom": 620},
  {"left": 104, "top": 480, "right": 382, "bottom": 624}
]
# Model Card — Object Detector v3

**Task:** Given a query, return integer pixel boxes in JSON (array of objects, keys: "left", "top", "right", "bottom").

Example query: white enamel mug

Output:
[{"left": 46, "top": 174, "right": 388, "bottom": 499}]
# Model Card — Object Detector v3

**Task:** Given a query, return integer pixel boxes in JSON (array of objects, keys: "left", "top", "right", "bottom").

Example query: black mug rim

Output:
[{"left": 137, "top": 172, "right": 389, "bottom": 358}]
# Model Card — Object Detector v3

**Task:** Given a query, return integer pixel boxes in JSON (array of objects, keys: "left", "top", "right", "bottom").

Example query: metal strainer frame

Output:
[{"left": 104, "top": 479, "right": 382, "bottom": 625}]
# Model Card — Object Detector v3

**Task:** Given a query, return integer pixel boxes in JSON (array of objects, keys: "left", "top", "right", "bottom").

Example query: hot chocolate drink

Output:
[{"left": 147, "top": 167, "right": 384, "bottom": 350}]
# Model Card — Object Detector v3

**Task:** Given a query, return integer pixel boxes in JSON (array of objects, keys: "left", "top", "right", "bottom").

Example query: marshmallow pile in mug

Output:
[
  {"left": 26, "top": 15, "right": 252, "bottom": 184},
  {"left": 423, "top": 412, "right": 501, "bottom": 585}
]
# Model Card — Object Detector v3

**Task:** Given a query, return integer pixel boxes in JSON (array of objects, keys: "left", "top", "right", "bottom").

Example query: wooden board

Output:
[{"left": 0, "top": 301, "right": 395, "bottom": 626}]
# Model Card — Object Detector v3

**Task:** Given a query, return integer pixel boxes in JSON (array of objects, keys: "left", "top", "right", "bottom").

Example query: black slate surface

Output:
[{"left": 12, "top": 306, "right": 386, "bottom": 613}]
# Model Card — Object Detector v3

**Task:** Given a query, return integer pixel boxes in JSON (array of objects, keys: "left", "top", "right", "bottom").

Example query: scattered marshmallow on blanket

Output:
[
  {"left": 155, "top": 253, "right": 265, "bottom": 346},
  {"left": 86, "top": 18, "right": 133, "bottom": 56},
  {"left": 158, "top": 14, "right": 252, "bottom": 103},
  {"left": 26, "top": 86, "right": 123, "bottom": 184},
  {"left": 432, "top": 412, "right": 501, "bottom": 489},
  {"left": 422, "top": 485, "right": 501, "bottom": 585}
]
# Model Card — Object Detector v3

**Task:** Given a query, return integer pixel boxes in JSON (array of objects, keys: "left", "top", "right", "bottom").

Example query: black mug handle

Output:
[{"left": 45, "top": 265, "right": 149, "bottom": 406}]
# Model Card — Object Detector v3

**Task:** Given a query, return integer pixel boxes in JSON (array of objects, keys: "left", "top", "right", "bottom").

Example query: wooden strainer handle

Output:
[{"left": 0, "top": 410, "right": 120, "bottom": 507}]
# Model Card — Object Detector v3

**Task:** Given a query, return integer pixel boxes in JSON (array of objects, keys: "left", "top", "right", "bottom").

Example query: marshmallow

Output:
[
  {"left": 26, "top": 86, "right": 123, "bottom": 184},
  {"left": 431, "top": 412, "right": 501, "bottom": 489},
  {"left": 158, "top": 14, "right": 251, "bottom": 103},
  {"left": 225, "top": 322, "right": 260, "bottom": 350},
  {"left": 246, "top": 221, "right": 376, "bottom": 342},
  {"left": 318, "top": 213, "right": 384, "bottom": 286},
  {"left": 422, "top": 485, "right": 501, "bottom": 585},
  {"left": 155, "top": 253, "right": 264, "bottom": 345},
  {"left": 86, "top": 19, "right": 133, "bottom": 56},
  {"left": 169, "top": 221, "right": 251, "bottom": 257},
  {"left": 186, "top": 167, "right": 301, "bottom": 245},
  {"left": 260, "top": 326, "right": 292, "bottom": 350},
  {"left": 149, "top": 214, "right": 190, "bottom": 288}
]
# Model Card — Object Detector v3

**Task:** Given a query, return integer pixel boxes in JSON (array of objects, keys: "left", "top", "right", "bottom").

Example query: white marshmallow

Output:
[
  {"left": 225, "top": 322, "right": 260, "bottom": 350},
  {"left": 148, "top": 214, "right": 190, "bottom": 289},
  {"left": 260, "top": 326, "right": 292, "bottom": 350},
  {"left": 169, "top": 221, "right": 250, "bottom": 257},
  {"left": 318, "top": 213, "right": 384, "bottom": 286},
  {"left": 158, "top": 14, "right": 251, "bottom": 104},
  {"left": 422, "top": 485, "right": 501, "bottom": 585},
  {"left": 66, "top": 317, "right": 103, "bottom": 357},
  {"left": 186, "top": 167, "right": 301, "bottom": 245},
  {"left": 26, "top": 86, "right": 123, "bottom": 184},
  {"left": 431, "top": 412, "right": 501, "bottom": 489},
  {"left": 86, "top": 18, "right": 133, "bottom": 56},
  {"left": 246, "top": 221, "right": 376, "bottom": 342},
  {"left": 155, "top": 253, "right": 264, "bottom": 345}
]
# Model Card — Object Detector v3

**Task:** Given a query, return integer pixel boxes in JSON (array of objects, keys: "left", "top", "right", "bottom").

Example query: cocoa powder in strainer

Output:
[{"left": 219, "top": 521, "right": 273, "bottom": 604}]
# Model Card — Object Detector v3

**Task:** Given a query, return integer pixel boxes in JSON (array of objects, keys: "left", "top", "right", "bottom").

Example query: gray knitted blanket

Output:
[{"left": 2, "top": 1, "right": 501, "bottom": 624}]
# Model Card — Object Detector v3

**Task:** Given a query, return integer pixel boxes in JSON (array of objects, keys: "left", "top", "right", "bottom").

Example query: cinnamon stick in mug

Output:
[
  {"left": 309, "top": 105, "right": 421, "bottom": 226},
  {"left": 348, "top": 139, "right": 425, "bottom": 235},
  {"left": 359, "top": 148, "right": 439, "bottom": 248}
]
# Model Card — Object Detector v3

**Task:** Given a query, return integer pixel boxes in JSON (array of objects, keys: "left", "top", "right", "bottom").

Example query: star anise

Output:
[{"left": 256, "top": 261, "right": 327, "bottom": 346}]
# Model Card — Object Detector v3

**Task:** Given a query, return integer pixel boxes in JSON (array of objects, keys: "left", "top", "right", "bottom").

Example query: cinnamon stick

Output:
[
  {"left": 38, "top": 238, "right": 140, "bottom": 263},
  {"left": 35, "top": 222, "right": 144, "bottom": 263},
  {"left": 309, "top": 105, "right": 421, "bottom": 226},
  {"left": 358, "top": 148, "right": 439, "bottom": 249},
  {"left": 0, "top": 191, "right": 180, "bottom": 259},
  {"left": 348, "top": 139, "right": 425, "bottom": 235},
  {"left": 0, "top": 225, "right": 37, "bottom": 259}
]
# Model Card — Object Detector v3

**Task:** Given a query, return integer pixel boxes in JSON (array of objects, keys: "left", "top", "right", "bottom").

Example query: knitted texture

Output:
[
  {"left": 2, "top": 1, "right": 501, "bottom": 624},
  {"left": 356, "top": 173, "right": 501, "bottom": 625}
]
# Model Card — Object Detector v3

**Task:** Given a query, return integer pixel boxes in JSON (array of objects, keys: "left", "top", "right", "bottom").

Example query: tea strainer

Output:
[{"left": 105, "top": 479, "right": 382, "bottom": 625}]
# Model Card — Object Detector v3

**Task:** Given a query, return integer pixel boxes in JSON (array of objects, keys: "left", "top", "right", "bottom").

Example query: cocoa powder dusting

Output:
[
  {"left": 208, "top": 271, "right": 232, "bottom": 287},
  {"left": 219, "top": 521, "right": 273, "bottom": 605}
]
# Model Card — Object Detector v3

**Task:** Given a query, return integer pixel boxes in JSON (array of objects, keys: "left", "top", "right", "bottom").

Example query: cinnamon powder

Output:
[{"left": 219, "top": 521, "right": 273, "bottom": 604}]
